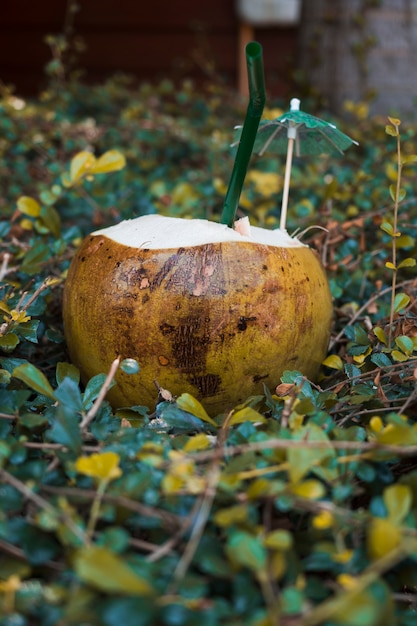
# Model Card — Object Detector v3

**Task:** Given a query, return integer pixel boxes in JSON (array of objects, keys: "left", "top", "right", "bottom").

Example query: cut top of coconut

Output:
[{"left": 92, "top": 215, "right": 305, "bottom": 249}]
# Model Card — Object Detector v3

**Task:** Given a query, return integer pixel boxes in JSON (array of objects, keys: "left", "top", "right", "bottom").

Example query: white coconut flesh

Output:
[{"left": 92, "top": 214, "right": 305, "bottom": 249}]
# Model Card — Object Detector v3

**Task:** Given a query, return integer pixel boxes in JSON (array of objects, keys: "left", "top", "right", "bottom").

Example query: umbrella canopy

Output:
[
  {"left": 232, "top": 98, "right": 358, "bottom": 230},
  {"left": 254, "top": 101, "right": 357, "bottom": 157}
]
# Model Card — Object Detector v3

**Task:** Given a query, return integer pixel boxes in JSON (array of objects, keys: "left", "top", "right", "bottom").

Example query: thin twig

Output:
[
  {"left": 300, "top": 543, "right": 417, "bottom": 626},
  {"left": 187, "top": 437, "right": 417, "bottom": 465},
  {"left": 0, "top": 468, "right": 87, "bottom": 544},
  {"left": 329, "top": 279, "right": 415, "bottom": 350},
  {"left": 0, "top": 538, "right": 63, "bottom": 571},
  {"left": 167, "top": 412, "right": 230, "bottom": 593},
  {"left": 41, "top": 484, "right": 181, "bottom": 528},
  {"left": 80, "top": 356, "right": 121, "bottom": 431},
  {"left": 0, "top": 252, "right": 11, "bottom": 282}
]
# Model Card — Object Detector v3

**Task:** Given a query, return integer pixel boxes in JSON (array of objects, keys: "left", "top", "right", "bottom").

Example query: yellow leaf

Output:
[
  {"left": 162, "top": 473, "right": 184, "bottom": 494},
  {"left": 385, "top": 162, "right": 398, "bottom": 180},
  {"left": 391, "top": 350, "right": 409, "bottom": 362},
  {"left": 246, "top": 478, "right": 273, "bottom": 499},
  {"left": 228, "top": 406, "right": 267, "bottom": 426},
  {"left": 367, "top": 517, "right": 401, "bottom": 560},
  {"left": 264, "top": 529, "right": 293, "bottom": 550},
  {"left": 10, "top": 310, "right": 30, "bottom": 324},
  {"left": 373, "top": 327, "right": 387, "bottom": 345},
  {"left": 385, "top": 124, "right": 398, "bottom": 137},
  {"left": 337, "top": 573, "right": 358, "bottom": 589},
  {"left": 75, "top": 451, "right": 122, "bottom": 482},
  {"left": 369, "top": 416, "right": 384, "bottom": 433},
  {"left": 376, "top": 422, "right": 417, "bottom": 445},
  {"left": 387, "top": 116, "right": 401, "bottom": 126},
  {"left": 270, "top": 551, "right": 286, "bottom": 580},
  {"left": 176, "top": 393, "right": 217, "bottom": 426},
  {"left": 291, "top": 479, "right": 326, "bottom": 500},
  {"left": 20, "top": 218, "right": 34, "bottom": 231},
  {"left": 214, "top": 504, "right": 248, "bottom": 527},
  {"left": 312, "top": 510, "right": 334, "bottom": 530},
  {"left": 353, "top": 347, "right": 372, "bottom": 364},
  {"left": 183, "top": 433, "right": 212, "bottom": 452},
  {"left": 322, "top": 354, "right": 343, "bottom": 370},
  {"left": 74, "top": 545, "right": 153, "bottom": 595},
  {"left": 383, "top": 484, "right": 412, "bottom": 525},
  {"left": 70, "top": 151, "right": 96, "bottom": 183},
  {"left": 247, "top": 170, "right": 280, "bottom": 196},
  {"left": 333, "top": 549, "right": 354, "bottom": 564},
  {"left": 171, "top": 182, "right": 199, "bottom": 207},
  {"left": 0, "top": 574, "right": 21, "bottom": 593},
  {"left": 17, "top": 196, "right": 41, "bottom": 217},
  {"left": 90, "top": 150, "right": 126, "bottom": 175}
]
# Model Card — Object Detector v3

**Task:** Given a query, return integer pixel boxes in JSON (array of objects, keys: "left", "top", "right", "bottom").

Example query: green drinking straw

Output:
[{"left": 220, "top": 41, "right": 266, "bottom": 227}]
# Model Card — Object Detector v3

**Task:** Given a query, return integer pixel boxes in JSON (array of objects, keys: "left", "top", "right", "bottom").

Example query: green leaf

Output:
[
  {"left": 0, "top": 333, "right": 20, "bottom": 352},
  {"left": 39, "top": 205, "right": 61, "bottom": 238},
  {"left": 383, "top": 484, "right": 412, "bottom": 525},
  {"left": 389, "top": 184, "right": 406, "bottom": 202},
  {"left": 397, "top": 257, "right": 416, "bottom": 268},
  {"left": 287, "top": 424, "right": 335, "bottom": 484},
  {"left": 90, "top": 150, "right": 126, "bottom": 174},
  {"left": 17, "top": 196, "right": 41, "bottom": 217},
  {"left": 385, "top": 124, "right": 398, "bottom": 137},
  {"left": 401, "top": 153, "right": 417, "bottom": 165},
  {"left": 214, "top": 504, "right": 248, "bottom": 527},
  {"left": 385, "top": 261, "right": 396, "bottom": 270},
  {"left": 380, "top": 221, "right": 394, "bottom": 236},
  {"left": 393, "top": 292, "right": 410, "bottom": 313},
  {"left": 17, "top": 320, "right": 40, "bottom": 343},
  {"left": 228, "top": 406, "right": 267, "bottom": 426},
  {"left": 39, "top": 189, "right": 57, "bottom": 206},
  {"left": 154, "top": 401, "right": 208, "bottom": 433},
  {"left": 395, "top": 335, "right": 414, "bottom": 355},
  {"left": 12, "top": 362, "right": 55, "bottom": 399},
  {"left": 0, "top": 368, "right": 11, "bottom": 384},
  {"left": 56, "top": 361, "right": 80, "bottom": 385},
  {"left": 331, "top": 580, "right": 393, "bottom": 625},
  {"left": 47, "top": 403, "right": 82, "bottom": 453},
  {"left": 176, "top": 393, "right": 217, "bottom": 426},
  {"left": 54, "top": 378, "right": 84, "bottom": 413},
  {"left": 74, "top": 545, "right": 154, "bottom": 595},
  {"left": 396, "top": 236, "right": 415, "bottom": 250},
  {"left": 227, "top": 531, "right": 267, "bottom": 572},
  {"left": 20, "top": 241, "right": 50, "bottom": 275},
  {"left": 82, "top": 373, "right": 108, "bottom": 409}
]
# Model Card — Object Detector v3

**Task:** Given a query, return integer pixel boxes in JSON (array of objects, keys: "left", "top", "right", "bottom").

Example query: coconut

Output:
[{"left": 63, "top": 214, "right": 333, "bottom": 414}]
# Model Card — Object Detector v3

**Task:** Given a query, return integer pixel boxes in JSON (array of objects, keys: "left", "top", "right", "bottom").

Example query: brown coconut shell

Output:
[{"left": 63, "top": 221, "right": 333, "bottom": 414}]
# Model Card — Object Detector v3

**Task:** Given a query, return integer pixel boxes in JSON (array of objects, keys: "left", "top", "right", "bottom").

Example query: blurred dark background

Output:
[{"left": 1, "top": 0, "right": 417, "bottom": 117}]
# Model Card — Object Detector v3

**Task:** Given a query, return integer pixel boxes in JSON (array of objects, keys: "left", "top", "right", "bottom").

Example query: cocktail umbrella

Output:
[{"left": 235, "top": 98, "right": 358, "bottom": 230}]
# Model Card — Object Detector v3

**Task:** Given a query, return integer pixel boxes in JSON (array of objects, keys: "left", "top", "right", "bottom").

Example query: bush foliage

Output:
[{"left": 1, "top": 57, "right": 417, "bottom": 626}]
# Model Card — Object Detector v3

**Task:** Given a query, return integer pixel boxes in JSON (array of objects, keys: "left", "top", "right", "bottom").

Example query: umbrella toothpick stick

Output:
[{"left": 280, "top": 125, "right": 296, "bottom": 231}]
